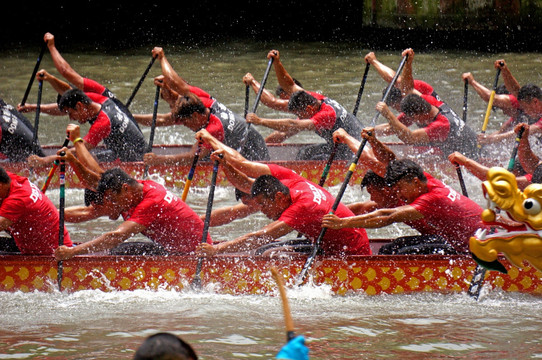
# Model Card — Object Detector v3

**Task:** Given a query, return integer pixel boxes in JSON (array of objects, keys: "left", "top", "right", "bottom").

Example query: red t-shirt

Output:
[
  {"left": 83, "top": 78, "right": 108, "bottom": 95},
  {"left": 0, "top": 172, "right": 72, "bottom": 254},
  {"left": 202, "top": 114, "right": 226, "bottom": 150},
  {"left": 306, "top": 90, "right": 326, "bottom": 101},
  {"left": 310, "top": 102, "right": 337, "bottom": 131},
  {"left": 121, "top": 180, "right": 212, "bottom": 253},
  {"left": 414, "top": 80, "right": 434, "bottom": 97},
  {"left": 268, "top": 165, "right": 371, "bottom": 256},
  {"left": 82, "top": 92, "right": 113, "bottom": 146},
  {"left": 404, "top": 173, "right": 487, "bottom": 253}
]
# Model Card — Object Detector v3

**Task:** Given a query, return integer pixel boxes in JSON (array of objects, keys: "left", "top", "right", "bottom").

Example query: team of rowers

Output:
[{"left": 0, "top": 32, "right": 541, "bottom": 263}]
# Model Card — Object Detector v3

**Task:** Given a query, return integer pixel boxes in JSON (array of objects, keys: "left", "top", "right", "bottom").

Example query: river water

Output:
[{"left": 0, "top": 40, "right": 541, "bottom": 359}]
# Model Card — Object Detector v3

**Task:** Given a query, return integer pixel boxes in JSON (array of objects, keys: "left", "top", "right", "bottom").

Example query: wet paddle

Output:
[
  {"left": 270, "top": 267, "right": 295, "bottom": 342},
  {"left": 57, "top": 151, "right": 66, "bottom": 291},
  {"left": 125, "top": 55, "right": 157, "bottom": 109},
  {"left": 296, "top": 54, "right": 408, "bottom": 286},
  {"left": 352, "top": 63, "right": 370, "bottom": 117},
  {"left": 41, "top": 135, "right": 70, "bottom": 193},
  {"left": 32, "top": 76, "right": 44, "bottom": 155},
  {"left": 462, "top": 79, "right": 468, "bottom": 123},
  {"left": 244, "top": 85, "right": 250, "bottom": 119},
  {"left": 467, "top": 126, "right": 525, "bottom": 299},
  {"left": 144, "top": 85, "right": 161, "bottom": 178},
  {"left": 20, "top": 41, "right": 47, "bottom": 107},
  {"left": 191, "top": 158, "right": 220, "bottom": 289},
  {"left": 478, "top": 64, "right": 503, "bottom": 154},
  {"left": 181, "top": 143, "right": 202, "bottom": 202}
]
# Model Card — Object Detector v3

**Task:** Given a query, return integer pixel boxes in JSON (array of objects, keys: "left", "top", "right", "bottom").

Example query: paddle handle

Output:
[
  {"left": 352, "top": 63, "right": 370, "bottom": 117},
  {"left": 462, "top": 80, "right": 468, "bottom": 123},
  {"left": 318, "top": 143, "right": 337, "bottom": 187},
  {"left": 480, "top": 67, "right": 502, "bottom": 135},
  {"left": 32, "top": 79, "right": 43, "bottom": 154},
  {"left": 244, "top": 85, "right": 250, "bottom": 119},
  {"left": 42, "top": 136, "right": 70, "bottom": 193},
  {"left": 251, "top": 58, "right": 274, "bottom": 115},
  {"left": 57, "top": 151, "right": 66, "bottom": 291},
  {"left": 181, "top": 144, "right": 202, "bottom": 202},
  {"left": 144, "top": 86, "right": 161, "bottom": 178},
  {"left": 126, "top": 56, "right": 156, "bottom": 108},
  {"left": 21, "top": 41, "right": 47, "bottom": 106},
  {"left": 507, "top": 126, "right": 525, "bottom": 172},
  {"left": 270, "top": 267, "right": 295, "bottom": 342}
]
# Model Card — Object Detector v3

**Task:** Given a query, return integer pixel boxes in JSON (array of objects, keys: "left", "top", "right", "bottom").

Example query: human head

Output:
[
  {"left": 172, "top": 93, "right": 208, "bottom": 131},
  {"left": 383, "top": 86, "right": 403, "bottom": 111},
  {"left": 385, "top": 159, "right": 427, "bottom": 204},
  {"left": 58, "top": 89, "right": 93, "bottom": 123},
  {"left": 517, "top": 84, "right": 542, "bottom": 118},
  {"left": 234, "top": 188, "right": 259, "bottom": 208},
  {"left": 400, "top": 93, "right": 432, "bottom": 117},
  {"left": 288, "top": 90, "right": 320, "bottom": 118},
  {"left": 251, "top": 175, "right": 290, "bottom": 220},
  {"left": 133, "top": 332, "right": 198, "bottom": 360},
  {"left": 275, "top": 78, "right": 303, "bottom": 99},
  {"left": 95, "top": 167, "right": 139, "bottom": 219},
  {"left": 361, "top": 170, "right": 395, "bottom": 207}
]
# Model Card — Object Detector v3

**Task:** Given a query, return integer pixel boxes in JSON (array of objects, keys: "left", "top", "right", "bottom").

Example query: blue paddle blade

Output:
[{"left": 472, "top": 253, "right": 508, "bottom": 274}]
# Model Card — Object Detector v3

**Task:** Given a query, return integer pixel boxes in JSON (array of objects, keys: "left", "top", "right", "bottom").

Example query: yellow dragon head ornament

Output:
[{"left": 470, "top": 167, "right": 542, "bottom": 273}]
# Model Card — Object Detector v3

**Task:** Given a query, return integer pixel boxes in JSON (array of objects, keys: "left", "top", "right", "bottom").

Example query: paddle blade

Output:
[{"left": 472, "top": 253, "right": 508, "bottom": 274}]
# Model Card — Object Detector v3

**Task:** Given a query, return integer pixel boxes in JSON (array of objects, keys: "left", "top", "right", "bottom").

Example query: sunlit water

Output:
[{"left": 0, "top": 41, "right": 541, "bottom": 359}]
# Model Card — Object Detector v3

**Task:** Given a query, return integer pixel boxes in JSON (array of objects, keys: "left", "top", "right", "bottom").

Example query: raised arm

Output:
[
  {"left": 243, "top": 72, "right": 289, "bottom": 112},
  {"left": 364, "top": 52, "right": 398, "bottom": 84},
  {"left": 153, "top": 47, "right": 192, "bottom": 96},
  {"left": 398, "top": 48, "right": 417, "bottom": 96},
  {"left": 462, "top": 72, "right": 515, "bottom": 109},
  {"left": 495, "top": 60, "right": 521, "bottom": 97},
  {"left": 44, "top": 32, "right": 85, "bottom": 90},
  {"left": 268, "top": 50, "right": 304, "bottom": 96},
  {"left": 516, "top": 123, "right": 541, "bottom": 174}
]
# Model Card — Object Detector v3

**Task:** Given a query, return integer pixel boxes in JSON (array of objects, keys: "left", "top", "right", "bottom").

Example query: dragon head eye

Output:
[{"left": 523, "top": 198, "right": 541, "bottom": 215}]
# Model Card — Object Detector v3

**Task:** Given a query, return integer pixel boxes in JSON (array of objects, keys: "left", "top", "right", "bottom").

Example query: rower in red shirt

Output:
[
  {"left": 0, "top": 167, "right": 72, "bottom": 254},
  {"left": 194, "top": 129, "right": 371, "bottom": 258}
]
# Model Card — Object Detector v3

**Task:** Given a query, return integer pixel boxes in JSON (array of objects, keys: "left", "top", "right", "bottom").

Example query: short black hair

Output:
[
  {"left": 133, "top": 332, "right": 198, "bottom": 360},
  {"left": 383, "top": 86, "right": 403, "bottom": 107},
  {"left": 84, "top": 188, "right": 103, "bottom": 206},
  {"left": 58, "top": 88, "right": 92, "bottom": 111},
  {"left": 0, "top": 166, "right": 11, "bottom": 184},
  {"left": 95, "top": 168, "right": 138, "bottom": 204},
  {"left": 288, "top": 90, "right": 318, "bottom": 112},
  {"left": 234, "top": 187, "right": 250, "bottom": 202},
  {"left": 495, "top": 84, "right": 510, "bottom": 95},
  {"left": 400, "top": 93, "right": 432, "bottom": 116},
  {"left": 173, "top": 93, "right": 207, "bottom": 120},
  {"left": 361, "top": 170, "right": 388, "bottom": 189},
  {"left": 251, "top": 175, "right": 290, "bottom": 199},
  {"left": 532, "top": 163, "right": 542, "bottom": 184},
  {"left": 385, "top": 159, "right": 427, "bottom": 186},
  {"left": 518, "top": 84, "right": 542, "bottom": 102}
]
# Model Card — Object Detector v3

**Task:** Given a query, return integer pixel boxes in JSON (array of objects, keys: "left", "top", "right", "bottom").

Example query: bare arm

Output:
[
  {"left": 64, "top": 205, "right": 110, "bottom": 223},
  {"left": 516, "top": 123, "right": 541, "bottom": 174},
  {"left": 200, "top": 220, "right": 294, "bottom": 256},
  {"left": 206, "top": 203, "right": 258, "bottom": 227},
  {"left": 243, "top": 73, "right": 290, "bottom": 112},
  {"left": 364, "top": 52, "right": 399, "bottom": 84},
  {"left": 55, "top": 220, "right": 147, "bottom": 260},
  {"left": 265, "top": 128, "right": 302, "bottom": 143},
  {"left": 133, "top": 112, "right": 176, "bottom": 127},
  {"left": 268, "top": 50, "right": 303, "bottom": 95},
  {"left": 448, "top": 151, "right": 490, "bottom": 181},
  {"left": 462, "top": 72, "right": 514, "bottom": 109},
  {"left": 322, "top": 205, "right": 423, "bottom": 229},
  {"left": 495, "top": 60, "right": 521, "bottom": 97},
  {"left": 332, "top": 128, "right": 387, "bottom": 177},
  {"left": 376, "top": 102, "right": 431, "bottom": 144},
  {"left": 144, "top": 141, "right": 209, "bottom": 166},
  {"left": 152, "top": 47, "right": 192, "bottom": 96},
  {"left": 246, "top": 113, "right": 315, "bottom": 132},
  {"left": 44, "top": 33, "right": 85, "bottom": 89}
]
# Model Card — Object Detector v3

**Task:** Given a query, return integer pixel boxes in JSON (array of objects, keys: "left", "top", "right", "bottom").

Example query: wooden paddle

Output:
[
  {"left": 467, "top": 125, "right": 526, "bottom": 300},
  {"left": 191, "top": 159, "right": 220, "bottom": 289},
  {"left": 57, "top": 151, "right": 66, "bottom": 291},
  {"left": 270, "top": 267, "right": 295, "bottom": 342},
  {"left": 144, "top": 85, "right": 161, "bottom": 178},
  {"left": 296, "top": 54, "right": 408, "bottom": 286},
  {"left": 41, "top": 135, "right": 70, "bottom": 193},
  {"left": 125, "top": 55, "right": 157, "bottom": 109},
  {"left": 20, "top": 41, "right": 47, "bottom": 106},
  {"left": 181, "top": 143, "right": 202, "bottom": 202},
  {"left": 478, "top": 64, "right": 503, "bottom": 153}
]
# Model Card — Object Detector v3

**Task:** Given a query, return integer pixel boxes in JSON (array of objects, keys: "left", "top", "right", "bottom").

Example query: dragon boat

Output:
[
  {"left": 2, "top": 142, "right": 492, "bottom": 190},
  {"left": 1, "top": 239, "right": 540, "bottom": 296}
]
